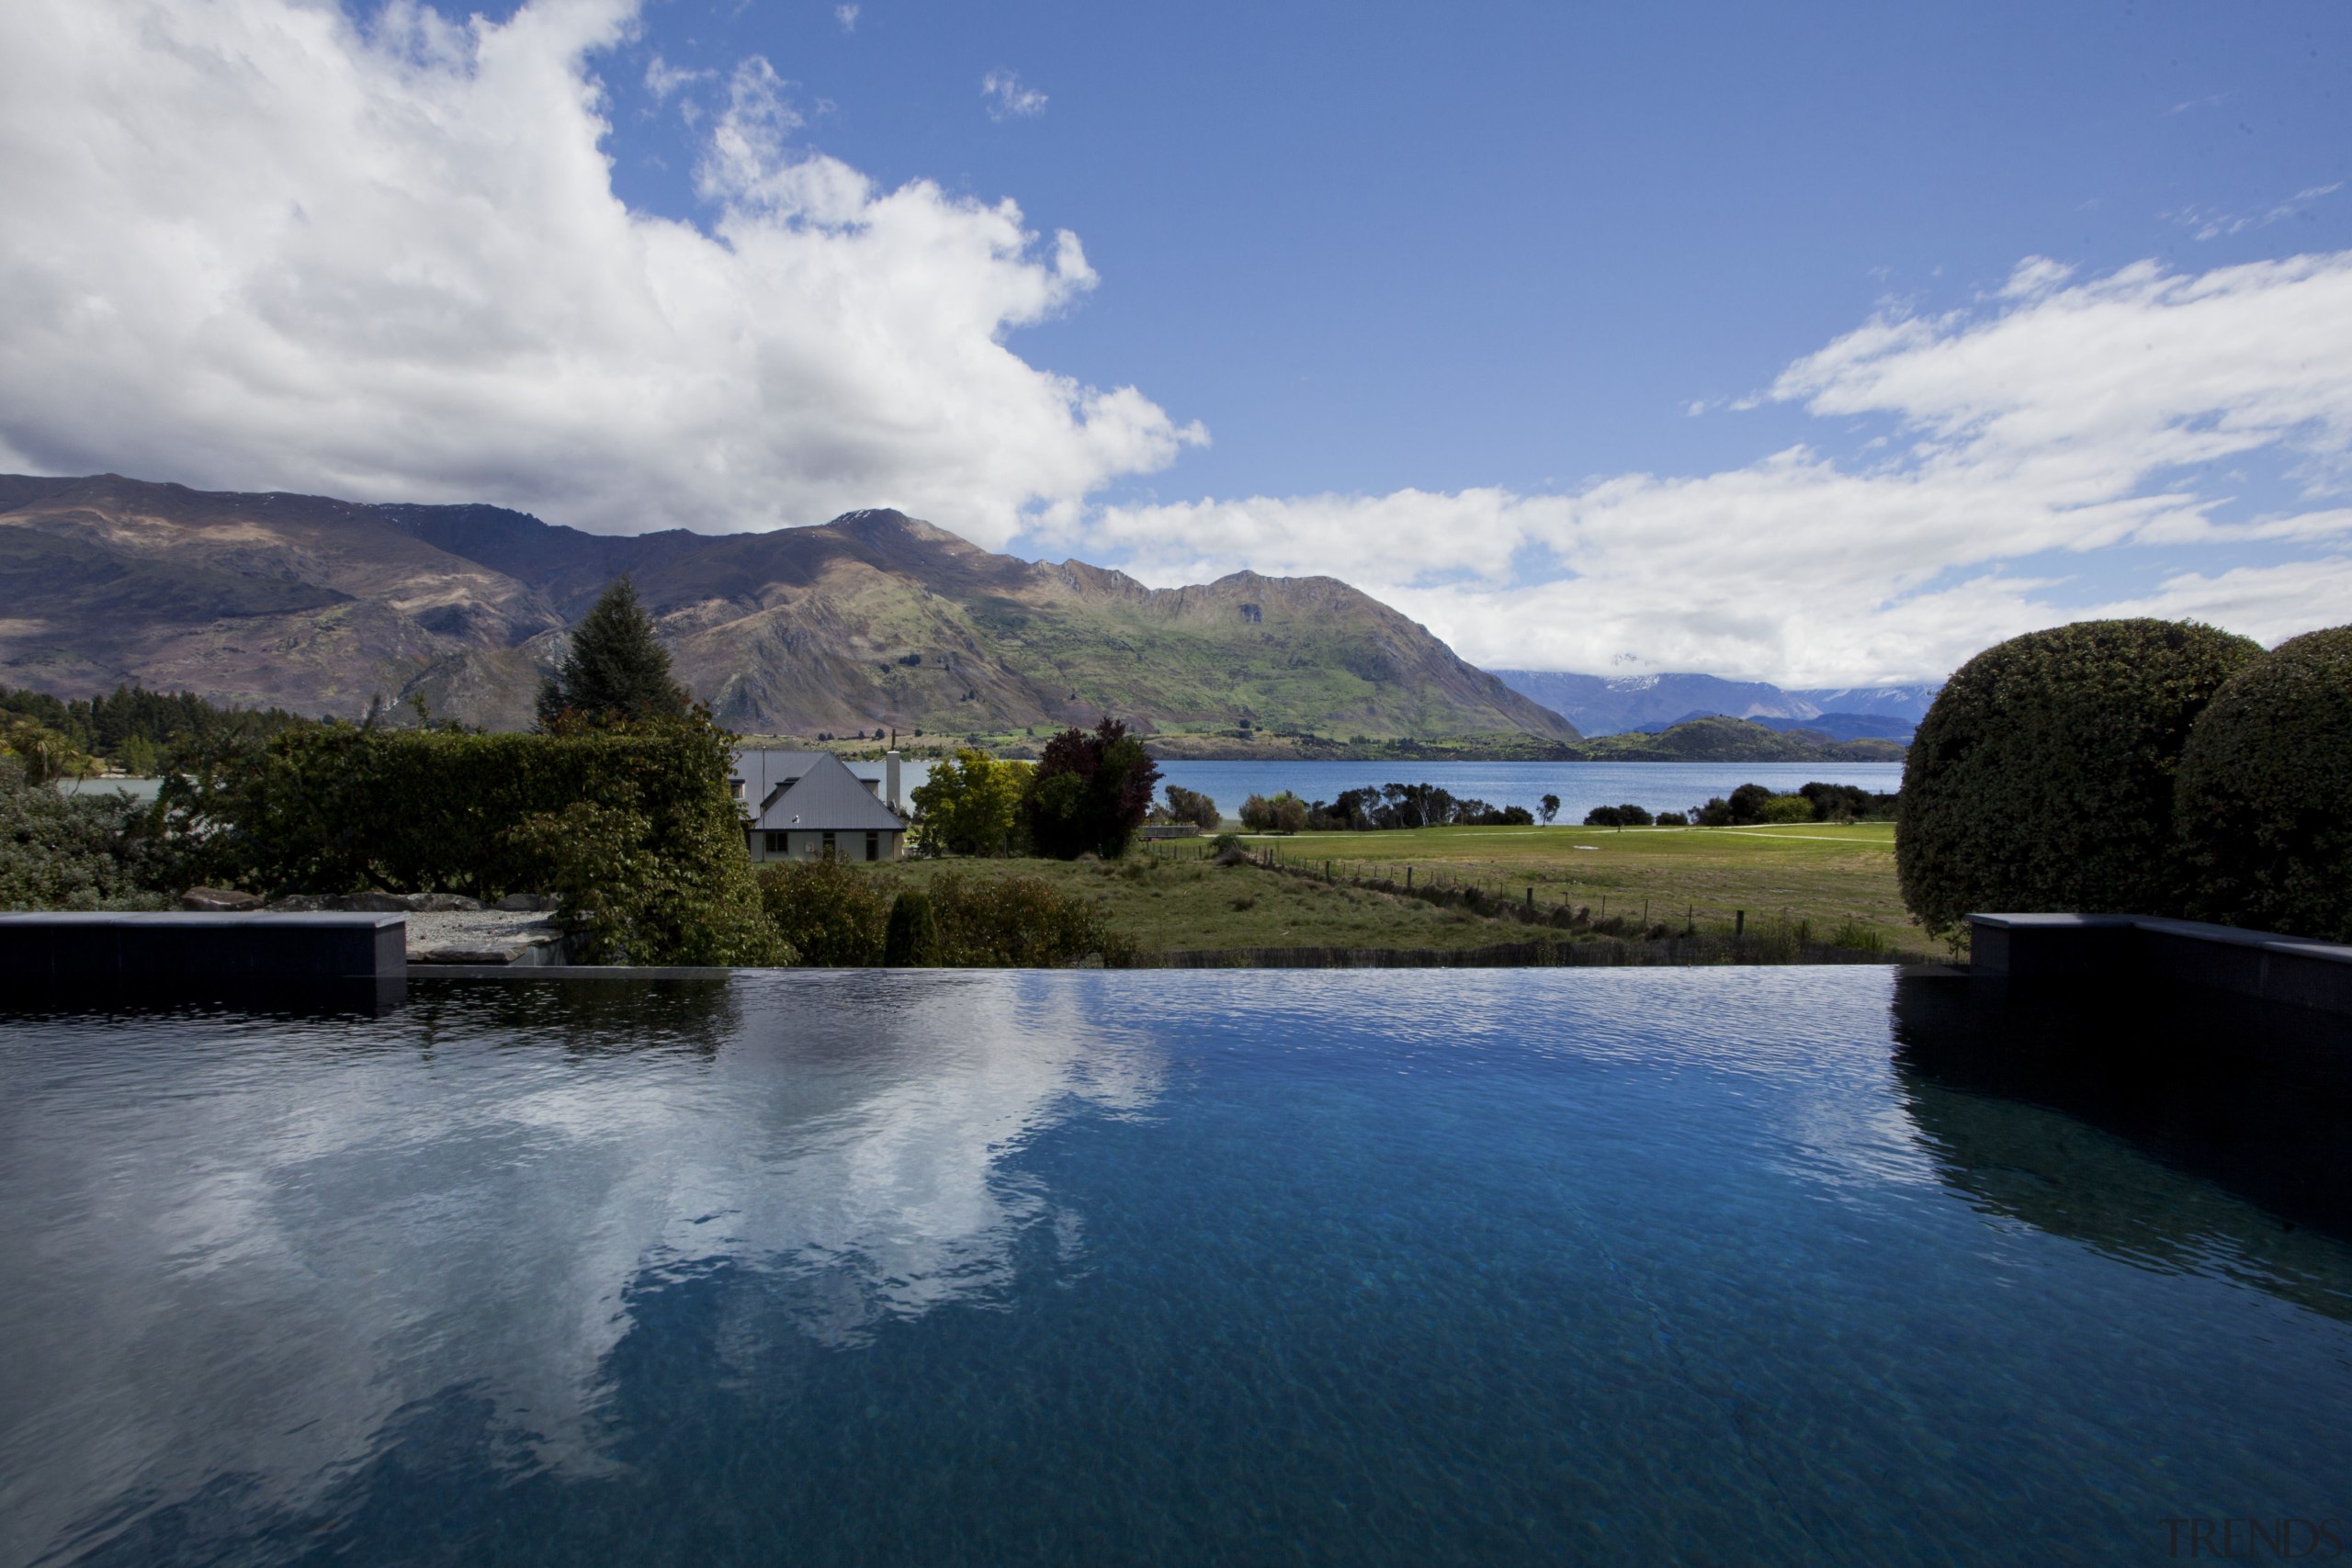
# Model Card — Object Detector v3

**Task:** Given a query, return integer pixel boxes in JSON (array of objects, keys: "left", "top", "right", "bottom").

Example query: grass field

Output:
[
  {"left": 863, "top": 819, "right": 1934, "bottom": 960},
  {"left": 876, "top": 853, "right": 1510, "bottom": 955},
  {"left": 1209, "top": 821, "right": 1917, "bottom": 947}
]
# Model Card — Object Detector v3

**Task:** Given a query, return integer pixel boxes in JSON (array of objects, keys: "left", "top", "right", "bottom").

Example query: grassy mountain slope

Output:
[
  {"left": 1572, "top": 715, "right": 1907, "bottom": 762},
  {"left": 0, "top": 475, "right": 1575, "bottom": 746}
]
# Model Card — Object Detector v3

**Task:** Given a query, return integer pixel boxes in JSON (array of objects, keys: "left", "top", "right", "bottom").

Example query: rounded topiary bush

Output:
[
  {"left": 1896, "top": 618, "right": 2263, "bottom": 935},
  {"left": 2174, "top": 626, "right": 2352, "bottom": 941}
]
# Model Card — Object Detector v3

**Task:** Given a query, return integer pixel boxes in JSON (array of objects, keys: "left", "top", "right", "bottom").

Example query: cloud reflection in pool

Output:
[{"left": 0, "top": 974, "right": 1163, "bottom": 1560}]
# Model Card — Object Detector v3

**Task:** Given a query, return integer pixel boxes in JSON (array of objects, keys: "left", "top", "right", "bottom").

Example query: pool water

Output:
[{"left": 2, "top": 970, "right": 2346, "bottom": 1565}]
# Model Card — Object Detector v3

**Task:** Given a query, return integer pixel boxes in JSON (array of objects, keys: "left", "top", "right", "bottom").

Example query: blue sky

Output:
[
  {"left": 605, "top": 0, "right": 2352, "bottom": 500},
  {"left": 3, "top": 0, "right": 2348, "bottom": 682}
]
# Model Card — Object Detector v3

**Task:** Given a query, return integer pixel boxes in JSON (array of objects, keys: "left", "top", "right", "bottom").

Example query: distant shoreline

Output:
[{"left": 738, "top": 716, "right": 1907, "bottom": 767}]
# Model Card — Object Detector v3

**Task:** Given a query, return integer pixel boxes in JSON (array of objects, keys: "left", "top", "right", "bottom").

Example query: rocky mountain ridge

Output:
[
  {"left": 0, "top": 474, "right": 1577, "bottom": 745},
  {"left": 1490, "top": 667, "right": 1940, "bottom": 739}
]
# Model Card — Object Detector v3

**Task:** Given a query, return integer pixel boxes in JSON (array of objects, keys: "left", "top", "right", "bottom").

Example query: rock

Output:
[
  {"left": 331, "top": 892, "right": 414, "bottom": 912},
  {"left": 267, "top": 894, "right": 329, "bottom": 911},
  {"left": 331, "top": 892, "right": 483, "bottom": 912},
  {"left": 494, "top": 893, "right": 557, "bottom": 912},
  {"left": 413, "top": 945, "right": 527, "bottom": 965},
  {"left": 181, "top": 886, "right": 263, "bottom": 911}
]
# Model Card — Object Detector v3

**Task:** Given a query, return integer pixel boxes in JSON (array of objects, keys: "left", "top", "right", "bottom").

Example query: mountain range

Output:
[
  {"left": 0, "top": 474, "right": 1574, "bottom": 748},
  {"left": 1489, "top": 669, "right": 1940, "bottom": 740}
]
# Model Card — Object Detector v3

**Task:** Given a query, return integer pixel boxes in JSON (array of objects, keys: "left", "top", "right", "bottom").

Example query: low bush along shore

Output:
[{"left": 870, "top": 819, "right": 1922, "bottom": 961}]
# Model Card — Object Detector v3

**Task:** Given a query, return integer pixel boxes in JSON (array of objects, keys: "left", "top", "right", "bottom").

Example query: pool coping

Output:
[
  {"left": 0, "top": 911, "right": 407, "bottom": 982},
  {"left": 1968, "top": 911, "right": 2352, "bottom": 1017}
]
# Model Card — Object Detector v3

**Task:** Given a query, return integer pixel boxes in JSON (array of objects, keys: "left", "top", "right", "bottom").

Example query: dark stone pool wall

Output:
[
  {"left": 1969, "top": 912, "right": 2352, "bottom": 1017},
  {"left": 0, "top": 912, "right": 406, "bottom": 985}
]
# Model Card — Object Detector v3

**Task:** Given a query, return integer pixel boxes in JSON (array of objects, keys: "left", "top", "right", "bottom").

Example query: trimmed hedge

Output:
[
  {"left": 161, "top": 721, "right": 781, "bottom": 964},
  {"left": 2174, "top": 625, "right": 2352, "bottom": 942},
  {"left": 1896, "top": 618, "right": 2263, "bottom": 934}
]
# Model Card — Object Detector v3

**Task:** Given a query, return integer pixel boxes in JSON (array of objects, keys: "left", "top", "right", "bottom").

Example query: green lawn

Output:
[
  {"left": 876, "top": 853, "right": 1526, "bottom": 954},
  {"left": 1148, "top": 821, "right": 1928, "bottom": 955},
  {"left": 865, "top": 818, "right": 1931, "bottom": 959}
]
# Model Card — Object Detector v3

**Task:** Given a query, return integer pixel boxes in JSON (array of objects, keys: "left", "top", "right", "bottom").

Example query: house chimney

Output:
[{"left": 885, "top": 750, "right": 902, "bottom": 812}]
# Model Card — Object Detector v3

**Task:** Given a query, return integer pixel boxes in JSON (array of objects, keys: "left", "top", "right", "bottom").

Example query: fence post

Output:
[{"left": 1736, "top": 909, "right": 1746, "bottom": 937}]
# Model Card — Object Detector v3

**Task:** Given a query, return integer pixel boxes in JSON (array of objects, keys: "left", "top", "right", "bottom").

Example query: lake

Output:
[
  {"left": 865, "top": 759, "right": 1906, "bottom": 823},
  {"left": 4, "top": 969, "right": 2346, "bottom": 1565},
  {"left": 1149, "top": 759, "right": 1905, "bottom": 822}
]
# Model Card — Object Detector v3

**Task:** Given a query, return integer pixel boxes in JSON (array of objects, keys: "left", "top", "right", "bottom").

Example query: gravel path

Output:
[{"left": 403, "top": 910, "right": 571, "bottom": 964}]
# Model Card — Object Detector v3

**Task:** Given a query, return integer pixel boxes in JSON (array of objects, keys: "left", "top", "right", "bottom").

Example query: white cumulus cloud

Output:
[
  {"left": 1075, "top": 252, "right": 2352, "bottom": 685},
  {"left": 0, "top": 0, "right": 1197, "bottom": 546}
]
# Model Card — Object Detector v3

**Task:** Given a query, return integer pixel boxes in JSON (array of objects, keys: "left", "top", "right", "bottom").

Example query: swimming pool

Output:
[{"left": 2, "top": 969, "right": 2345, "bottom": 1564}]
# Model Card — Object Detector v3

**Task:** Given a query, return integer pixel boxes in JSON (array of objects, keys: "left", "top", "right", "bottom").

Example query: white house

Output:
[{"left": 729, "top": 749, "right": 909, "bottom": 863}]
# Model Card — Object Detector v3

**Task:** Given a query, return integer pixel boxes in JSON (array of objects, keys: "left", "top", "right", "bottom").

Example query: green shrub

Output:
[
  {"left": 884, "top": 890, "right": 944, "bottom": 965},
  {"left": 757, "top": 857, "right": 893, "bottom": 966},
  {"left": 1758, "top": 794, "right": 1814, "bottom": 824},
  {"left": 1896, "top": 618, "right": 2263, "bottom": 935},
  {"left": 925, "top": 871, "right": 1138, "bottom": 966},
  {"left": 756, "top": 865, "right": 1131, "bottom": 966},
  {"left": 1827, "top": 919, "right": 1888, "bottom": 953},
  {"left": 161, "top": 718, "right": 781, "bottom": 964},
  {"left": 0, "top": 754, "right": 171, "bottom": 910},
  {"left": 2174, "top": 625, "right": 2352, "bottom": 941}
]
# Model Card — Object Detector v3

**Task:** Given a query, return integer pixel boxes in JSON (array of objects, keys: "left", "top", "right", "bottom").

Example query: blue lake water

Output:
[
  {"left": 1148, "top": 759, "right": 1905, "bottom": 822},
  {"left": 868, "top": 759, "right": 1907, "bottom": 823},
  {"left": 4, "top": 970, "right": 2347, "bottom": 1565}
]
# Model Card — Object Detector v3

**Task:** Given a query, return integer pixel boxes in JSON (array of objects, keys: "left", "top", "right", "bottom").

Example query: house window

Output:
[
  {"left": 763, "top": 831, "right": 787, "bottom": 853},
  {"left": 729, "top": 778, "right": 745, "bottom": 799},
  {"left": 821, "top": 831, "right": 836, "bottom": 859},
  {"left": 865, "top": 830, "right": 880, "bottom": 862}
]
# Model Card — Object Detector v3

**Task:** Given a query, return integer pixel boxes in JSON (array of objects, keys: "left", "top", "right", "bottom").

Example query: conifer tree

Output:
[{"left": 536, "top": 578, "right": 690, "bottom": 728}]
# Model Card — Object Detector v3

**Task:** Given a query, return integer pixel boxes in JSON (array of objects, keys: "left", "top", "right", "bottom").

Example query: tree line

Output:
[
  {"left": 1, "top": 682, "right": 311, "bottom": 781},
  {"left": 1234, "top": 784, "right": 1537, "bottom": 833}
]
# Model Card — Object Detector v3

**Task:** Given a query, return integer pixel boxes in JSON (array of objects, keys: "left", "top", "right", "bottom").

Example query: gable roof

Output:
[{"left": 745, "top": 750, "right": 904, "bottom": 832}]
